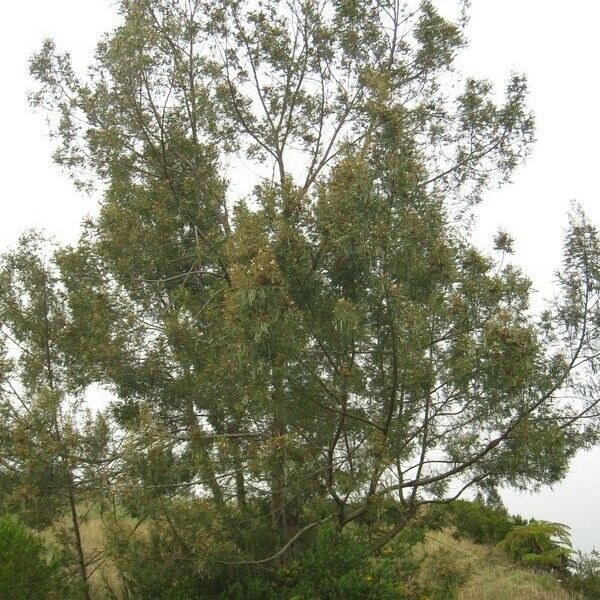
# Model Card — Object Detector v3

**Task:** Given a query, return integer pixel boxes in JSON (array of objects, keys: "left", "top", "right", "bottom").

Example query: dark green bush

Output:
[
  {"left": 0, "top": 515, "right": 69, "bottom": 600},
  {"left": 105, "top": 517, "right": 223, "bottom": 599},
  {"left": 105, "top": 504, "right": 463, "bottom": 600},
  {"left": 282, "top": 524, "right": 401, "bottom": 600},
  {"left": 451, "top": 499, "right": 524, "bottom": 544},
  {"left": 220, "top": 523, "right": 406, "bottom": 600},
  {"left": 107, "top": 512, "right": 402, "bottom": 599},
  {"left": 219, "top": 576, "right": 280, "bottom": 600}
]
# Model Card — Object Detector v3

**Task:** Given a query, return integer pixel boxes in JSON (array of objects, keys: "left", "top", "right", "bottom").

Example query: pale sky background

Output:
[{"left": 0, "top": 1, "right": 598, "bottom": 551}]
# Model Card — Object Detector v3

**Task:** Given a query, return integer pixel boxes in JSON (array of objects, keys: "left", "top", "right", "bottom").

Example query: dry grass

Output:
[
  {"left": 79, "top": 514, "right": 120, "bottom": 594},
  {"left": 418, "top": 530, "right": 579, "bottom": 600},
  {"left": 460, "top": 567, "right": 575, "bottom": 600},
  {"left": 42, "top": 505, "right": 124, "bottom": 597}
]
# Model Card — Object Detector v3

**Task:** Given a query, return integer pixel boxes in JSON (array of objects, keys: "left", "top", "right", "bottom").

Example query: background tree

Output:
[
  {"left": 0, "top": 234, "right": 116, "bottom": 599},
  {"left": 21, "top": 0, "right": 600, "bottom": 573}
]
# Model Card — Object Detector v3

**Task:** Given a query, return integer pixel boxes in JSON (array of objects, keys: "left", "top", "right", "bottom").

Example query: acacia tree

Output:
[{"left": 26, "top": 0, "right": 600, "bottom": 567}]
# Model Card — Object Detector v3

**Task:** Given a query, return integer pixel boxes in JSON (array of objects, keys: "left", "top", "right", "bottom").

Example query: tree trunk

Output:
[
  {"left": 185, "top": 400, "right": 225, "bottom": 506},
  {"left": 67, "top": 485, "right": 90, "bottom": 600},
  {"left": 270, "top": 372, "right": 289, "bottom": 547},
  {"left": 233, "top": 441, "right": 247, "bottom": 512}
]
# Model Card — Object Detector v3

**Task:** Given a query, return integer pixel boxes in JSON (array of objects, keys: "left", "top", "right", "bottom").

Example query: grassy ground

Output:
[{"left": 421, "top": 530, "right": 578, "bottom": 600}]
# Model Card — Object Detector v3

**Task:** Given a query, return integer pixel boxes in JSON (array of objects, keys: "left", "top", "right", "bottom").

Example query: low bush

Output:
[
  {"left": 451, "top": 498, "right": 524, "bottom": 544},
  {"left": 103, "top": 502, "right": 236, "bottom": 600},
  {"left": 106, "top": 512, "right": 409, "bottom": 600},
  {"left": 285, "top": 523, "right": 402, "bottom": 599},
  {"left": 223, "top": 524, "right": 404, "bottom": 600},
  {"left": 563, "top": 549, "right": 600, "bottom": 599},
  {"left": 0, "top": 514, "right": 72, "bottom": 600}
]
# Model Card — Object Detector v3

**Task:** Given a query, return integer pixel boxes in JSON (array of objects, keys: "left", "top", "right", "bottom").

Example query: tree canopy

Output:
[{"left": 1, "top": 0, "right": 600, "bottom": 593}]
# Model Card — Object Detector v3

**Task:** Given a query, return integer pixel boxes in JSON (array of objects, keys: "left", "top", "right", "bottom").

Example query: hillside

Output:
[{"left": 421, "top": 531, "right": 577, "bottom": 600}]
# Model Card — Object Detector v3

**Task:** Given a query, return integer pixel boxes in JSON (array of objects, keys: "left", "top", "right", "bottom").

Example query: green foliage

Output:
[
  {"left": 0, "top": 515, "right": 72, "bottom": 600},
  {"left": 0, "top": 233, "right": 117, "bottom": 599},
  {"left": 219, "top": 576, "right": 280, "bottom": 600},
  {"left": 563, "top": 549, "right": 600, "bottom": 599},
  {"left": 451, "top": 499, "right": 525, "bottom": 544},
  {"left": 499, "top": 521, "right": 573, "bottom": 572},
  {"left": 282, "top": 524, "right": 401, "bottom": 599},
  {"left": 103, "top": 500, "right": 238, "bottom": 600},
  {"left": 106, "top": 525, "right": 209, "bottom": 600},
  {"left": 108, "top": 521, "right": 404, "bottom": 600}
]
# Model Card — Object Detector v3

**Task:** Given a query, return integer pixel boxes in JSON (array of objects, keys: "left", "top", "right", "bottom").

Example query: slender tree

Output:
[{"left": 0, "top": 234, "right": 116, "bottom": 599}]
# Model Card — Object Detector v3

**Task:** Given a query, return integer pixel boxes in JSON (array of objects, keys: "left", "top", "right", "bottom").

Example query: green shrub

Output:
[
  {"left": 498, "top": 521, "right": 573, "bottom": 572},
  {"left": 563, "top": 549, "right": 600, "bottom": 599},
  {"left": 451, "top": 499, "right": 524, "bottom": 544},
  {"left": 373, "top": 522, "right": 429, "bottom": 596},
  {"left": 105, "top": 519, "right": 218, "bottom": 599},
  {"left": 218, "top": 575, "right": 280, "bottom": 600},
  {"left": 218, "top": 524, "right": 406, "bottom": 599},
  {"left": 105, "top": 505, "right": 463, "bottom": 600},
  {"left": 0, "top": 515, "right": 69, "bottom": 600},
  {"left": 283, "top": 524, "right": 401, "bottom": 600}
]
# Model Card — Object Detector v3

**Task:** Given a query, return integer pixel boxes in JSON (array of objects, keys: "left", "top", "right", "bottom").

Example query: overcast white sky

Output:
[{"left": 0, "top": 1, "right": 598, "bottom": 551}]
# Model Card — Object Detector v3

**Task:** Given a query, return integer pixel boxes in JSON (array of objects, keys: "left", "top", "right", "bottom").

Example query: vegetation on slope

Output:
[{"left": 4, "top": 499, "right": 593, "bottom": 599}]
